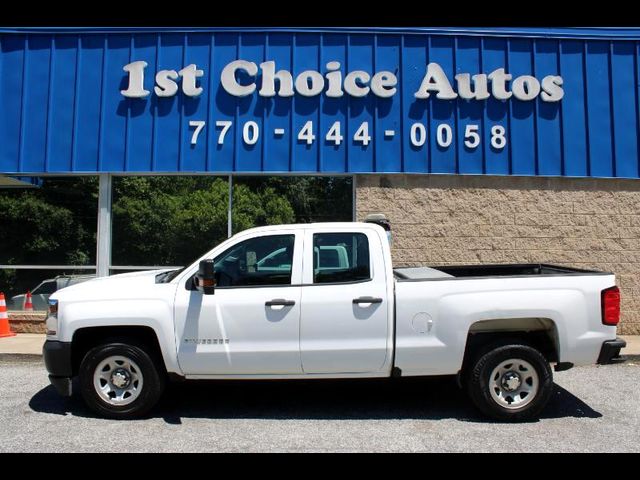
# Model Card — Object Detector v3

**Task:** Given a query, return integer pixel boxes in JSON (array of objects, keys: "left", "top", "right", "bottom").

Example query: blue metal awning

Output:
[{"left": 1, "top": 27, "right": 640, "bottom": 178}]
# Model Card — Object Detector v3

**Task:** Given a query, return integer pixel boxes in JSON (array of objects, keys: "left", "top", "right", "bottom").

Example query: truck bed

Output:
[{"left": 394, "top": 263, "right": 610, "bottom": 281}]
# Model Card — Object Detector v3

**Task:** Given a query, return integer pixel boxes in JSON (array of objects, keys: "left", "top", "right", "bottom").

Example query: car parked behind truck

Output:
[
  {"left": 43, "top": 218, "right": 625, "bottom": 421},
  {"left": 11, "top": 274, "right": 95, "bottom": 311}
]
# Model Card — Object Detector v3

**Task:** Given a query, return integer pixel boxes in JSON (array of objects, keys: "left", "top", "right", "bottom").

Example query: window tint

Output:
[
  {"left": 313, "top": 233, "right": 370, "bottom": 284},
  {"left": 213, "top": 235, "right": 295, "bottom": 287},
  {"left": 258, "top": 249, "right": 291, "bottom": 268}
]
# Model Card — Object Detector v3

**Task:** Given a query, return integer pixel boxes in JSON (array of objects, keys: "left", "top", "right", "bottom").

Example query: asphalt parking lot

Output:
[{"left": 1, "top": 355, "right": 638, "bottom": 452}]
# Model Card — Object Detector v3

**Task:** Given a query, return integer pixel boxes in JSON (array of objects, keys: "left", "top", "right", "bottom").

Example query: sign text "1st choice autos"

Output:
[{"left": 120, "top": 60, "right": 565, "bottom": 102}]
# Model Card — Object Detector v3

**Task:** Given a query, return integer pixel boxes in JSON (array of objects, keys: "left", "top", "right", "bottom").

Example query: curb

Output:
[
  {"left": 621, "top": 354, "right": 640, "bottom": 362},
  {"left": 0, "top": 353, "right": 43, "bottom": 361}
]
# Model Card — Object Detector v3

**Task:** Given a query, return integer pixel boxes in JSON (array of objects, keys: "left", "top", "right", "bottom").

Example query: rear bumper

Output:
[
  {"left": 597, "top": 337, "right": 627, "bottom": 364},
  {"left": 43, "top": 340, "right": 73, "bottom": 396}
]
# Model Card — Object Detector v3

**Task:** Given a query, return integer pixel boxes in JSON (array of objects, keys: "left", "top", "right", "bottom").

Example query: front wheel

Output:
[
  {"left": 466, "top": 344, "right": 553, "bottom": 422},
  {"left": 79, "top": 342, "right": 165, "bottom": 419}
]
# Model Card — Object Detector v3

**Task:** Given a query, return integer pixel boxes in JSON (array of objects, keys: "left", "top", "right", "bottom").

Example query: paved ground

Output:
[{"left": 1, "top": 356, "right": 638, "bottom": 452}]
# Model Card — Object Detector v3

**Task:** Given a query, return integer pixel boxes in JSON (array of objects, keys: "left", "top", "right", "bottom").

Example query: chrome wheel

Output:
[
  {"left": 93, "top": 355, "right": 144, "bottom": 406},
  {"left": 489, "top": 358, "right": 539, "bottom": 410}
]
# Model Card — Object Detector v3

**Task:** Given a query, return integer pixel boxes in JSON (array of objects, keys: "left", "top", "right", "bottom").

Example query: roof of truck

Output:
[{"left": 234, "top": 222, "right": 384, "bottom": 236}]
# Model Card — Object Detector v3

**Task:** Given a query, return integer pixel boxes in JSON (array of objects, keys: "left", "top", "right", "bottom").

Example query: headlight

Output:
[{"left": 46, "top": 300, "right": 58, "bottom": 336}]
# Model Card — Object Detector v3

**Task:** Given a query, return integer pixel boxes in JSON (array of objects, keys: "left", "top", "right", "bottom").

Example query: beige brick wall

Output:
[
  {"left": 8, "top": 312, "right": 46, "bottom": 334},
  {"left": 356, "top": 174, "right": 640, "bottom": 335}
]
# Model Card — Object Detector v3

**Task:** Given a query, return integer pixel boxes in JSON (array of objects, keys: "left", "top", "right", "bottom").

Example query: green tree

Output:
[
  {"left": 111, "top": 177, "right": 296, "bottom": 266},
  {"left": 235, "top": 176, "right": 353, "bottom": 223},
  {"left": 0, "top": 177, "right": 97, "bottom": 265}
]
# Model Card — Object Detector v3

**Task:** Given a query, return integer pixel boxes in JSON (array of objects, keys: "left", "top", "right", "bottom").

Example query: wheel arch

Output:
[
  {"left": 71, "top": 325, "right": 168, "bottom": 377},
  {"left": 461, "top": 317, "right": 560, "bottom": 374}
]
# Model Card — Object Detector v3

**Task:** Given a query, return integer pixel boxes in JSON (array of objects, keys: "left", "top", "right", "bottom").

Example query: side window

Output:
[
  {"left": 213, "top": 235, "right": 295, "bottom": 287},
  {"left": 313, "top": 232, "right": 370, "bottom": 284}
]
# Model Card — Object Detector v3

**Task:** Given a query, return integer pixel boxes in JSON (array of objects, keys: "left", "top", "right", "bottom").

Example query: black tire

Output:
[
  {"left": 466, "top": 343, "right": 553, "bottom": 422},
  {"left": 79, "top": 342, "right": 165, "bottom": 419}
]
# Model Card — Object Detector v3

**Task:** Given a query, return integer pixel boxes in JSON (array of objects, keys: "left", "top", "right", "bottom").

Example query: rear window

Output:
[{"left": 313, "top": 232, "right": 370, "bottom": 284}]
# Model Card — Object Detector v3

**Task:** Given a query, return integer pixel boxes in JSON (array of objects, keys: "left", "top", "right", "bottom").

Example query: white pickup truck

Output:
[{"left": 43, "top": 219, "right": 626, "bottom": 421}]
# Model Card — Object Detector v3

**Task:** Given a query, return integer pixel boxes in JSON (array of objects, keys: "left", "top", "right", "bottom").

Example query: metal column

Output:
[
  {"left": 227, "top": 175, "right": 233, "bottom": 238},
  {"left": 352, "top": 175, "right": 357, "bottom": 221},
  {"left": 96, "top": 174, "right": 112, "bottom": 277}
]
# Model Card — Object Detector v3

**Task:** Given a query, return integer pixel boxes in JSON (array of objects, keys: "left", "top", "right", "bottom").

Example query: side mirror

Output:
[{"left": 194, "top": 259, "right": 216, "bottom": 295}]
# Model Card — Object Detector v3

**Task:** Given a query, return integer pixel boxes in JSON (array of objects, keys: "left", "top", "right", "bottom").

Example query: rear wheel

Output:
[
  {"left": 79, "top": 342, "right": 165, "bottom": 419},
  {"left": 466, "top": 344, "right": 553, "bottom": 422}
]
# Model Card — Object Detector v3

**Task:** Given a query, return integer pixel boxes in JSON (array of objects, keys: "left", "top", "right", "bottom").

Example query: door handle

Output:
[
  {"left": 352, "top": 296, "right": 383, "bottom": 304},
  {"left": 265, "top": 299, "right": 296, "bottom": 307}
]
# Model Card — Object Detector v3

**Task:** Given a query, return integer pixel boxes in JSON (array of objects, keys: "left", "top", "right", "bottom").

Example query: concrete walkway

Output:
[
  {"left": 623, "top": 335, "right": 640, "bottom": 355},
  {"left": 0, "top": 334, "right": 45, "bottom": 355},
  {"left": 1, "top": 333, "right": 639, "bottom": 357}
]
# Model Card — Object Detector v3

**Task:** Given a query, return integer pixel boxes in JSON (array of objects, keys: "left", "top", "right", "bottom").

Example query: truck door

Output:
[
  {"left": 174, "top": 231, "right": 303, "bottom": 375},
  {"left": 300, "top": 229, "right": 389, "bottom": 374}
]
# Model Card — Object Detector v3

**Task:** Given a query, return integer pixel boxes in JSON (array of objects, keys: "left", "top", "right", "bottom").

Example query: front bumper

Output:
[
  {"left": 597, "top": 337, "right": 627, "bottom": 365},
  {"left": 48, "top": 375, "right": 72, "bottom": 396},
  {"left": 43, "top": 340, "right": 73, "bottom": 396}
]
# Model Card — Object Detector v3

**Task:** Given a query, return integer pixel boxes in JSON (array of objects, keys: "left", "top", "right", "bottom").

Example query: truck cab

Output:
[
  {"left": 175, "top": 223, "right": 392, "bottom": 376},
  {"left": 43, "top": 220, "right": 625, "bottom": 421}
]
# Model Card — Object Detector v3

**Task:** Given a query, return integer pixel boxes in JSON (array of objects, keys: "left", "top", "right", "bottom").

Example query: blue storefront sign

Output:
[{"left": 1, "top": 27, "right": 640, "bottom": 177}]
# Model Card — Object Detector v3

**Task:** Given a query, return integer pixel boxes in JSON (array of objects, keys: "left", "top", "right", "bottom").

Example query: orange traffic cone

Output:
[
  {"left": 23, "top": 290, "right": 33, "bottom": 311},
  {"left": 0, "top": 292, "right": 17, "bottom": 338}
]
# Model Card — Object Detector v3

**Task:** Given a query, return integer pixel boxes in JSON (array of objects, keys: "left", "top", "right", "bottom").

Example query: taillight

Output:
[{"left": 601, "top": 286, "right": 621, "bottom": 326}]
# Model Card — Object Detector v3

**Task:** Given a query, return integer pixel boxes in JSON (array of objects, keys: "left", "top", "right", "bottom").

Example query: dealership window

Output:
[
  {"left": 231, "top": 176, "right": 353, "bottom": 234},
  {"left": 0, "top": 174, "right": 354, "bottom": 309},
  {"left": 0, "top": 268, "right": 97, "bottom": 310},
  {"left": 111, "top": 176, "right": 229, "bottom": 269},
  {"left": 111, "top": 175, "right": 354, "bottom": 270},
  {"left": 0, "top": 177, "right": 98, "bottom": 311}
]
